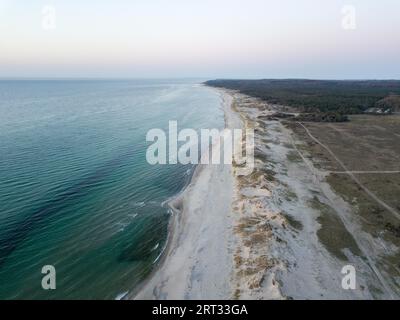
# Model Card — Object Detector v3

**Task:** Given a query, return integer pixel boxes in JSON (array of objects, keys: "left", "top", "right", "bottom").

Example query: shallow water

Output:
[{"left": 0, "top": 79, "right": 223, "bottom": 299}]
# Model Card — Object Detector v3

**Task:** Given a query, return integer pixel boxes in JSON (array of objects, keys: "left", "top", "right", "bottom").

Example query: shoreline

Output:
[
  {"left": 124, "top": 165, "right": 199, "bottom": 300},
  {"left": 131, "top": 89, "right": 239, "bottom": 299},
  {"left": 130, "top": 86, "right": 398, "bottom": 300}
]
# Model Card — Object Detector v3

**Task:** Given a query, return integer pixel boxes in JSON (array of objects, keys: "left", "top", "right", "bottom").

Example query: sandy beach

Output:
[
  {"left": 132, "top": 90, "right": 240, "bottom": 299},
  {"left": 132, "top": 88, "right": 399, "bottom": 300}
]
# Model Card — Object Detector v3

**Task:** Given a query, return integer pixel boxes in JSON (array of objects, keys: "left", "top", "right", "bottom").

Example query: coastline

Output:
[
  {"left": 222, "top": 90, "right": 397, "bottom": 299},
  {"left": 131, "top": 87, "right": 398, "bottom": 300},
  {"left": 131, "top": 89, "right": 239, "bottom": 299}
]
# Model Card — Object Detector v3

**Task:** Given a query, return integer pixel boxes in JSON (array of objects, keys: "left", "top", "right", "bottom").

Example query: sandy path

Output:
[{"left": 298, "top": 122, "right": 400, "bottom": 220}]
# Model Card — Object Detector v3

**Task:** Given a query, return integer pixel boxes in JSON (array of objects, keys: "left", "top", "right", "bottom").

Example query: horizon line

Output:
[{"left": 1, "top": 77, "right": 400, "bottom": 81}]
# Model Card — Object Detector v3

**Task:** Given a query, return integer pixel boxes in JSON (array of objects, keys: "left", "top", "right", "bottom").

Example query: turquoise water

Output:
[{"left": 0, "top": 80, "right": 223, "bottom": 299}]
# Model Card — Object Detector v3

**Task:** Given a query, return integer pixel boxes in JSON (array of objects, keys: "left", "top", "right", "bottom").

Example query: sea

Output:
[{"left": 0, "top": 79, "right": 224, "bottom": 299}]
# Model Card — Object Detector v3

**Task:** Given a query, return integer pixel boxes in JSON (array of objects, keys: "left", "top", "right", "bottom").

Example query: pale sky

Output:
[{"left": 0, "top": 0, "right": 399, "bottom": 79}]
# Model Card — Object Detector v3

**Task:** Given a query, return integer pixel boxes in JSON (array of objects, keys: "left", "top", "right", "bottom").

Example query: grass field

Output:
[{"left": 285, "top": 115, "right": 400, "bottom": 277}]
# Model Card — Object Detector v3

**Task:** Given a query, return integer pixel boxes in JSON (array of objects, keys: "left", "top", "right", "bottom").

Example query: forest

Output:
[{"left": 205, "top": 79, "right": 400, "bottom": 115}]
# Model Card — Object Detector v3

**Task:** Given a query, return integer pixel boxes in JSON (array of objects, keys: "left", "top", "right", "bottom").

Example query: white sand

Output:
[
  {"left": 228, "top": 91, "right": 397, "bottom": 300},
  {"left": 133, "top": 90, "right": 240, "bottom": 299},
  {"left": 133, "top": 89, "right": 398, "bottom": 300}
]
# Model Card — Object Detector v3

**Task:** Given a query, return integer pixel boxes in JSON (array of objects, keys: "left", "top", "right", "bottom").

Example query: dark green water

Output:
[{"left": 0, "top": 79, "right": 223, "bottom": 299}]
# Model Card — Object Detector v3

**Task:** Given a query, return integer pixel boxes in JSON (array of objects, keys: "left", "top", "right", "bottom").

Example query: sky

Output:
[{"left": 0, "top": 0, "right": 399, "bottom": 79}]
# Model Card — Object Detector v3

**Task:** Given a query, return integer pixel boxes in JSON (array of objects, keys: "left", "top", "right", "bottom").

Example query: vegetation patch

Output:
[
  {"left": 286, "top": 150, "right": 302, "bottom": 163},
  {"left": 282, "top": 213, "right": 303, "bottom": 231},
  {"left": 206, "top": 79, "right": 400, "bottom": 114},
  {"left": 309, "top": 196, "right": 362, "bottom": 261}
]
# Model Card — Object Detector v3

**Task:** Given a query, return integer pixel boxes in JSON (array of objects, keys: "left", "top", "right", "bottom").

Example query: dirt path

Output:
[
  {"left": 283, "top": 121, "right": 397, "bottom": 298},
  {"left": 297, "top": 122, "right": 400, "bottom": 221}
]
